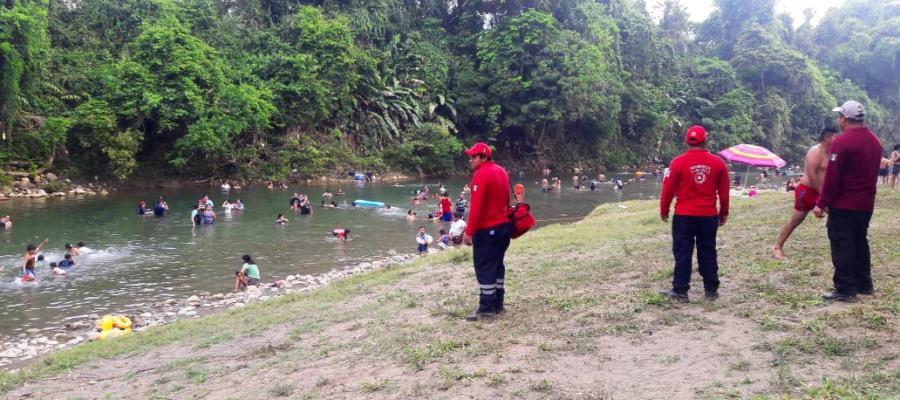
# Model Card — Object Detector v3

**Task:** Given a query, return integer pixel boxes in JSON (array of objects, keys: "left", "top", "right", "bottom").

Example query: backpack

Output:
[{"left": 508, "top": 202, "right": 535, "bottom": 239}]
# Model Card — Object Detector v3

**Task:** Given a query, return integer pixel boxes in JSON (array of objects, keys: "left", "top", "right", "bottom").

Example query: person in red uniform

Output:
[
  {"left": 439, "top": 193, "right": 453, "bottom": 222},
  {"left": 659, "top": 125, "right": 730, "bottom": 302},
  {"left": 463, "top": 142, "right": 511, "bottom": 321},
  {"left": 813, "top": 100, "right": 883, "bottom": 302}
]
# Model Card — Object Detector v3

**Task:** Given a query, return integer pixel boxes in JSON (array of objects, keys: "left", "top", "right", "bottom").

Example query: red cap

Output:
[
  {"left": 685, "top": 125, "right": 707, "bottom": 145},
  {"left": 464, "top": 142, "right": 492, "bottom": 158}
]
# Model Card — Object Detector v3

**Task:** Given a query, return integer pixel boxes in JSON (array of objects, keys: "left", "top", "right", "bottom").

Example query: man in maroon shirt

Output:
[
  {"left": 659, "top": 126, "right": 730, "bottom": 302},
  {"left": 463, "top": 142, "right": 511, "bottom": 321},
  {"left": 813, "top": 100, "right": 883, "bottom": 302}
]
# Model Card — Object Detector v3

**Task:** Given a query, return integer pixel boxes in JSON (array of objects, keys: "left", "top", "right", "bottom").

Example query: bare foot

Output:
[{"left": 772, "top": 246, "right": 785, "bottom": 261}]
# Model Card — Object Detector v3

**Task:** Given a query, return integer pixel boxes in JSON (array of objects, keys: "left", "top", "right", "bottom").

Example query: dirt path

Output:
[{"left": 5, "top": 194, "right": 899, "bottom": 399}]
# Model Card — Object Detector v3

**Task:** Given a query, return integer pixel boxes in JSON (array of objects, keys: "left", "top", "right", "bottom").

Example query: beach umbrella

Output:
[{"left": 718, "top": 144, "right": 787, "bottom": 186}]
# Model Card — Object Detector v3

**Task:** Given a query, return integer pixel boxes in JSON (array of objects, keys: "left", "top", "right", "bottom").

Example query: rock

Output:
[
  {"left": 388, "top": 249, "right": 398, "bottom": 256},
  {"left": 164, "top": 311, "right": 176, "bottom": 317},
  {"left": 177, "top": 306, "right": 196, "bottom": 315},
  {"left": 66, "top": 337, "right": 84, "bottom": 346},
  {"left": 212, "top": 293, "right": 225, "bottom": 300},
  {"left": 25, "top": 328, "right": 40, "bottom": 335},
  {"left": 198, "top": 291, "right": 211, "bottom": 297},
  {"left": 286, "top": 275, "right": 297, "bottom": 282},
  {"left": 73, "top": 186, "right": 86, "bottom": 195},
  {"left": 231, "top": 302, "right": 245, "bottom": 309},
  {"left": 46, "top": 173, "right": 58, "bottom": 182},
  {"left": 140, "top": 312, "right": 152, "bottom": 318},
  {"left": 0, "top": 350, "right": 19, "bottom": 358},
  {"left": 18, "top": 177, "right": 30, "bottom": 186},
  {"left": 246, "top": 286, "right": 259, "bottom": 293},
  {"left": 186, "top": 295, "right": 200, "bottom": 303},
  {"left": 99, "top": 190, "right": 110, "bottom": 195},
  {"left": 164, "top": 299, "right": 178, "bottom": 305}
]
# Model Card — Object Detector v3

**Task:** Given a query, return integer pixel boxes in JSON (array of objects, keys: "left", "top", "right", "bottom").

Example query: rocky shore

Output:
[
  {"left": 0, "top": 174, "right": 112, "bottom": 200},
  {"left": 0, "top": 251, "right": 417, "bottom": 370}
]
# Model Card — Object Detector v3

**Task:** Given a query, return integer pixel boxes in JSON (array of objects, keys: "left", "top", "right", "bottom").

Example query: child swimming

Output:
[
  {"left": 332, "top": 228, "right": 350, "bottom": 240},
  {"left": 275, "top": 213, "right": 289, "bottom": 224}
]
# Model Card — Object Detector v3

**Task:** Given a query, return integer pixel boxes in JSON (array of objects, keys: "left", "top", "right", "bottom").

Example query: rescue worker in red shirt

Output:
[
  {"left": 463, "top": 142, "right": 511, "bottom": 321},
  {"left": 813, "top": 100, "right": 883, "bottom": 302},
  {"left": 659, "top": 125, "right": 730, "bottom": 302}
]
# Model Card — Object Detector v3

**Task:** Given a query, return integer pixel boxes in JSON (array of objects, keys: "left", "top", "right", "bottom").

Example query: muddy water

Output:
[{"left": 0, "top": 175, "right": 667, "bottom": 339}]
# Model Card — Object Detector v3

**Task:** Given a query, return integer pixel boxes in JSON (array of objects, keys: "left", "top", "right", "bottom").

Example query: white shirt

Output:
[{"left": 449, "top": 219, "right": 467, "bottom": 237}]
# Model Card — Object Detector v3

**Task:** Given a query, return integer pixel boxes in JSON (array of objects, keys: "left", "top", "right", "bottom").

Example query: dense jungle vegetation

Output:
[{"left": 0, "top": 0, "right": 898, "bottom": 180}]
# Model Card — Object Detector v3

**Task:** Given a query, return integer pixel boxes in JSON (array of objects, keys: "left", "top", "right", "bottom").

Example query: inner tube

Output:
[
  {"left": 353, "top": 200, "right": 385, "bottom": 208},
  {"left": 416, "top": 234, "right": 434, "bottom": 245},
  {"left": 354, "top": 174, "right": 365, "bottom": 181}
]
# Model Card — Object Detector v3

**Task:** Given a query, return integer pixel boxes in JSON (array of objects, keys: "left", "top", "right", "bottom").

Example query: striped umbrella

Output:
[
  {"left": 718, "top": 144, "right": 787, "bottom": 187},
  {"left": 718, "top": 144, "right": 787, "bottom": 168}
]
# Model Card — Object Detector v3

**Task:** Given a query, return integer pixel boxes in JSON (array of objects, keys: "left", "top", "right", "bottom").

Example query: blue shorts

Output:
[
  {"left": 418, "top": 244, "right": 428, "bottom": 253},
  {"left": 440, "top": 213, "right": 452, "bottom": 222},
  {"left": 24, "top": 269, "right": 35, "bottom": 277}
]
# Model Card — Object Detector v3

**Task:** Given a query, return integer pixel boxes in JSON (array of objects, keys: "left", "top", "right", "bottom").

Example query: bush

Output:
[
  {"left": 43, "top": 180, "right": 71, "bottom": 193},
  {"left": 383, "top": 123, "right": 463, "bottom": 176}
]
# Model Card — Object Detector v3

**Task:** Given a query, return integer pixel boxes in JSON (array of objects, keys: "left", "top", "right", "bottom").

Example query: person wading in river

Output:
[
  {"left": 463, "top": 142, "right": 511, "bottom": 321},
  {"left": 659, "top": 125, "right": 730, "bottom": 303},
  {"left": 813, "top": 100, "right": 883, "bottom": 302},
  {"left": 773, "top": 126, "right": 839, "bottom": 260}
]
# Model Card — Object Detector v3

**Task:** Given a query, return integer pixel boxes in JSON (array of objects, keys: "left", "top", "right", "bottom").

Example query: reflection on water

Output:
[{"left": 0, "top": 176, "right": 665, "bottom": 338}]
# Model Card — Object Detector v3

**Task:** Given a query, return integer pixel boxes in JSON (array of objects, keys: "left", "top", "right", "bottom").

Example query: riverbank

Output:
[{"left": 3, "top": 192, "right": 899, "bottom": 398}]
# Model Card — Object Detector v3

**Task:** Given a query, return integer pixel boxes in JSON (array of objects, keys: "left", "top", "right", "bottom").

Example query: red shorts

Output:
[{"left": 794, "top": 184, "right": 819, "bottom": 212}]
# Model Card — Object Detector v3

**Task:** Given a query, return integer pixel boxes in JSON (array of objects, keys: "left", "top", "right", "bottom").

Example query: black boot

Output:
[
  {"left": 466, "top": 293, "right": 497, "bottom": 321},
  {"left": 496, "top": 288, "right": 505, "bottom": 314}
]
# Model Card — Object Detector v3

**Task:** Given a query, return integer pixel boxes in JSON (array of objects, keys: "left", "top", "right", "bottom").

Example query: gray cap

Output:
[{"left": 832, "top": 100, "right": 865, "bottom": 119}]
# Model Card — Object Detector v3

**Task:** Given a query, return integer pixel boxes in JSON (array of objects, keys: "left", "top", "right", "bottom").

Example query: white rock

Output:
[
  {"left": 286, "top": 275, "right": 297, "bottom": 282},
  {"left": 231, "top": 302, "right": 245, "bottom": 309},
  {"left": 45, "top": 173, "right": 58, "bottom": 181},
  {"left": 66, "top": 337, "right": 84, "bottom": 346},
  {"left": 140, "top": 313, "right": 152, "bottom": 318},
  {"left": 212, "top": 293, "right": 225, "bottom": 300},
  {"left": 25, "top": 328, "right": 40, "bottom": 334},
  {"left": 186, "top": 295, "right": 200, "bottom": 302},
  {"left": 164, "top": 311, "right": 176, "bottom": 317}
]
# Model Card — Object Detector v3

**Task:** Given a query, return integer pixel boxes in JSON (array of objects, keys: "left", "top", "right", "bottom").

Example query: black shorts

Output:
[
  {"left": 893, "top": 165, "right": 900, "bottom": 176},
  {"left": 880, "top": 168, "right": 889, "bottom": 177},
  {"left": 248, "top": 278, "right": 259, "bottom": 286}
]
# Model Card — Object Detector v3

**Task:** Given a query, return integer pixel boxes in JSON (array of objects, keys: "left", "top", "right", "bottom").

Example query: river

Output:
[{"left": 0, "top": 176, "right": 665, "bottom": 340}]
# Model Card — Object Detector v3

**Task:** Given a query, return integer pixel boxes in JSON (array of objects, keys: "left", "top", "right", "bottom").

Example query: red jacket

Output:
[
  {"left": 466, "top": 161, "right": 511, "bottom": 235},
  {"left": 660, "top": 148, "right": 730, "bottom": 218},
  {"left": 816, "top": 126, "right": 882, "bottom": 212}
]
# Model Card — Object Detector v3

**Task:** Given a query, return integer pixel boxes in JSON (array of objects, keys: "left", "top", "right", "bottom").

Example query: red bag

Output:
[{"left": 509, "top": 203, "right": 535, "bottom": 239}]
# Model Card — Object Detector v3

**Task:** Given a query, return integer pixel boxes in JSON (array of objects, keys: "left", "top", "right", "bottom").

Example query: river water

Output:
[{"left": 0, "top": 176, "right": 665, "bottom": 339}]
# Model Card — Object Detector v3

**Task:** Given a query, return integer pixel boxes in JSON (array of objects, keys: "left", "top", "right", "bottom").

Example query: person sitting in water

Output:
[
  {"left": 275, "top": 213, "right": 289, "bottom": 225},
  {"left": 449, "top": 212, "right": 466, "bottom": 245},
  {"left": 332, "top": 228, "right": 350, "bottom": 240},
  {"left": 137, "top": 201, "right": 149, "bottom": 216},
  {"left": 153, "top": 197, "right": 169, "bottom": 217},
  {"left": 203, "top": 195, "right": 214, "bottom": 209},
  {"left": 234, "top": 254, "right": 261, "bottom": 291},
  {"left": 299, "top": 196, "right": 313, "bottom": 215},
  {"left": 202, "top": 206, "right": 216, "bottom": 225},
  {"left": 322, "top": 191, "right": 333, "bottom": 203},
  {"left": 57, "top": 254, "right": 76, "bottom": 272},
  {"left": 320, "top": 200, "right": 337, "bottom": 208},
  {"left": 0, "top": 215, "right": 12, "bottom": 229},
  {"left": 233, "top": 199, "right": 245, "bottom": 210},
  {"left": 438, "top": 229, "right": 450, "bottom": 250},
  {"left": 406, "top": 210, "right": 416, "bottom": 222},
  {"left": 75, "top": 241, "right": 87, "bottom": 254},
  {"left": 222, "top": 199, "right": 233, "bottom": 213}
]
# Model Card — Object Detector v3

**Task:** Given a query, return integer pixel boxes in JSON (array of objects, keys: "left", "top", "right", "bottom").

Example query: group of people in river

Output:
[
  {"left": 14, "top": 240, "right": 87, "bottom": 282},
  {"left": 187, "top": 195, "right": 246, "bottom": 226}
]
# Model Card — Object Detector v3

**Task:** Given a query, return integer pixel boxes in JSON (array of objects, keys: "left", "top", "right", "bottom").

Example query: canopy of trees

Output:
[{"left": 0, "top": 0, "right": 897, "bottom": 180}]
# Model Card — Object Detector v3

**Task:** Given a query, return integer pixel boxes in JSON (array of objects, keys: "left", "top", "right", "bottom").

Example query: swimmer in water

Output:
[
  {"left": 65, "top": 243, "right": 81, "bottom": 259},
  {"left": 275, "top": 213, "right": 289, "bottom": 225},
  {"left": 56, "top": 254, "right": 76, "bottom": 274},
  {"left": 153, "top": 196, "right": 169, "bottom": 217},
  {"left": 406, "top": 210, "right": 416, "bottom": 222},
  {"left": 51, "top": 262, "right": 66, "bottom": 275},
  {"left": 137, "top": 201, "right": 149, "bottom": 216},
  {"left": 0, "top": 215, "right": 11, "bottom": 229},
  {"left": 233, "top": 199, "right": 245, "bottom": 210},
  {"left": 332, "top": 228, "right": 350, "bottom": 240},
  {"left": 22, "top": 239, "right": 48, "bottom": 282}
]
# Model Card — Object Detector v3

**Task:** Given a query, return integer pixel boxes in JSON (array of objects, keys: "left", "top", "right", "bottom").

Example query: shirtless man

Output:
[
  {"left": 879, "top": 156, "right": 892, "bottom": 185},
  {"left": 773, "top": 127, "right": 839, "bottom": 260}
]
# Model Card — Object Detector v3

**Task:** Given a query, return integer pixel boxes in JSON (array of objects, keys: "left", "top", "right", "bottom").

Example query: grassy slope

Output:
[{"left": 2, "top": 192, "right": 899, "bottom": 399}]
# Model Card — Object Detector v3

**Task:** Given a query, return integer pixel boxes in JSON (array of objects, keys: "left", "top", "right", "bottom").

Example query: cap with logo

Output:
[
  {"left": 464, "top": 142, "right": 492, "bottom": 158},
  {"left": 684, "top": 125, "right": 707, "bottom": 145},
  {"left": 832, "top": 100, "right": 865, "bottom": 120}
]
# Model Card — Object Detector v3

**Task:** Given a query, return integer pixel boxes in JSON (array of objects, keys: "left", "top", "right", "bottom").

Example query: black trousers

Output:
[
  {"left": 671, "top": 215, "right": 720, "bottom": 294},
  {"left": 473, "top": 223, "right": 512, "bottom": 312},
  {"left": 827, "top": 209, "right": 873, "bottom": 295}
]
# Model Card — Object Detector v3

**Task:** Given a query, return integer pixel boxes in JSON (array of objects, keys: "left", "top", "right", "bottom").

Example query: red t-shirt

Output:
[
  {"left": 441, "top": 197, "right": 452, "bottom": 215},
  {"left": 816, "top": 126, "right": 882, "bottom": 212},
  {"left": 660, "top": 148, "right": 730, "bottom": 218},
  {"left": 466, "top": 161, "right": 511, "bottom": 235}
]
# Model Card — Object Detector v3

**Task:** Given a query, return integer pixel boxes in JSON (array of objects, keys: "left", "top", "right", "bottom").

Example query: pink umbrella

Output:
[
  {"left": 718, "top": 144, "right": 787, "bottom": 168},
  {"left": 718, "top": 144, "right": 787, "bottom": 187}
]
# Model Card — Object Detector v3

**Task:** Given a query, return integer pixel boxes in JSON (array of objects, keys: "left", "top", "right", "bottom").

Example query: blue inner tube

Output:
[
  {"left": 353, "top": 200, "right": 384, "bottom": 208},
  {"left": 354, "top": 174, "right": 365, "bottom": 181}
]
